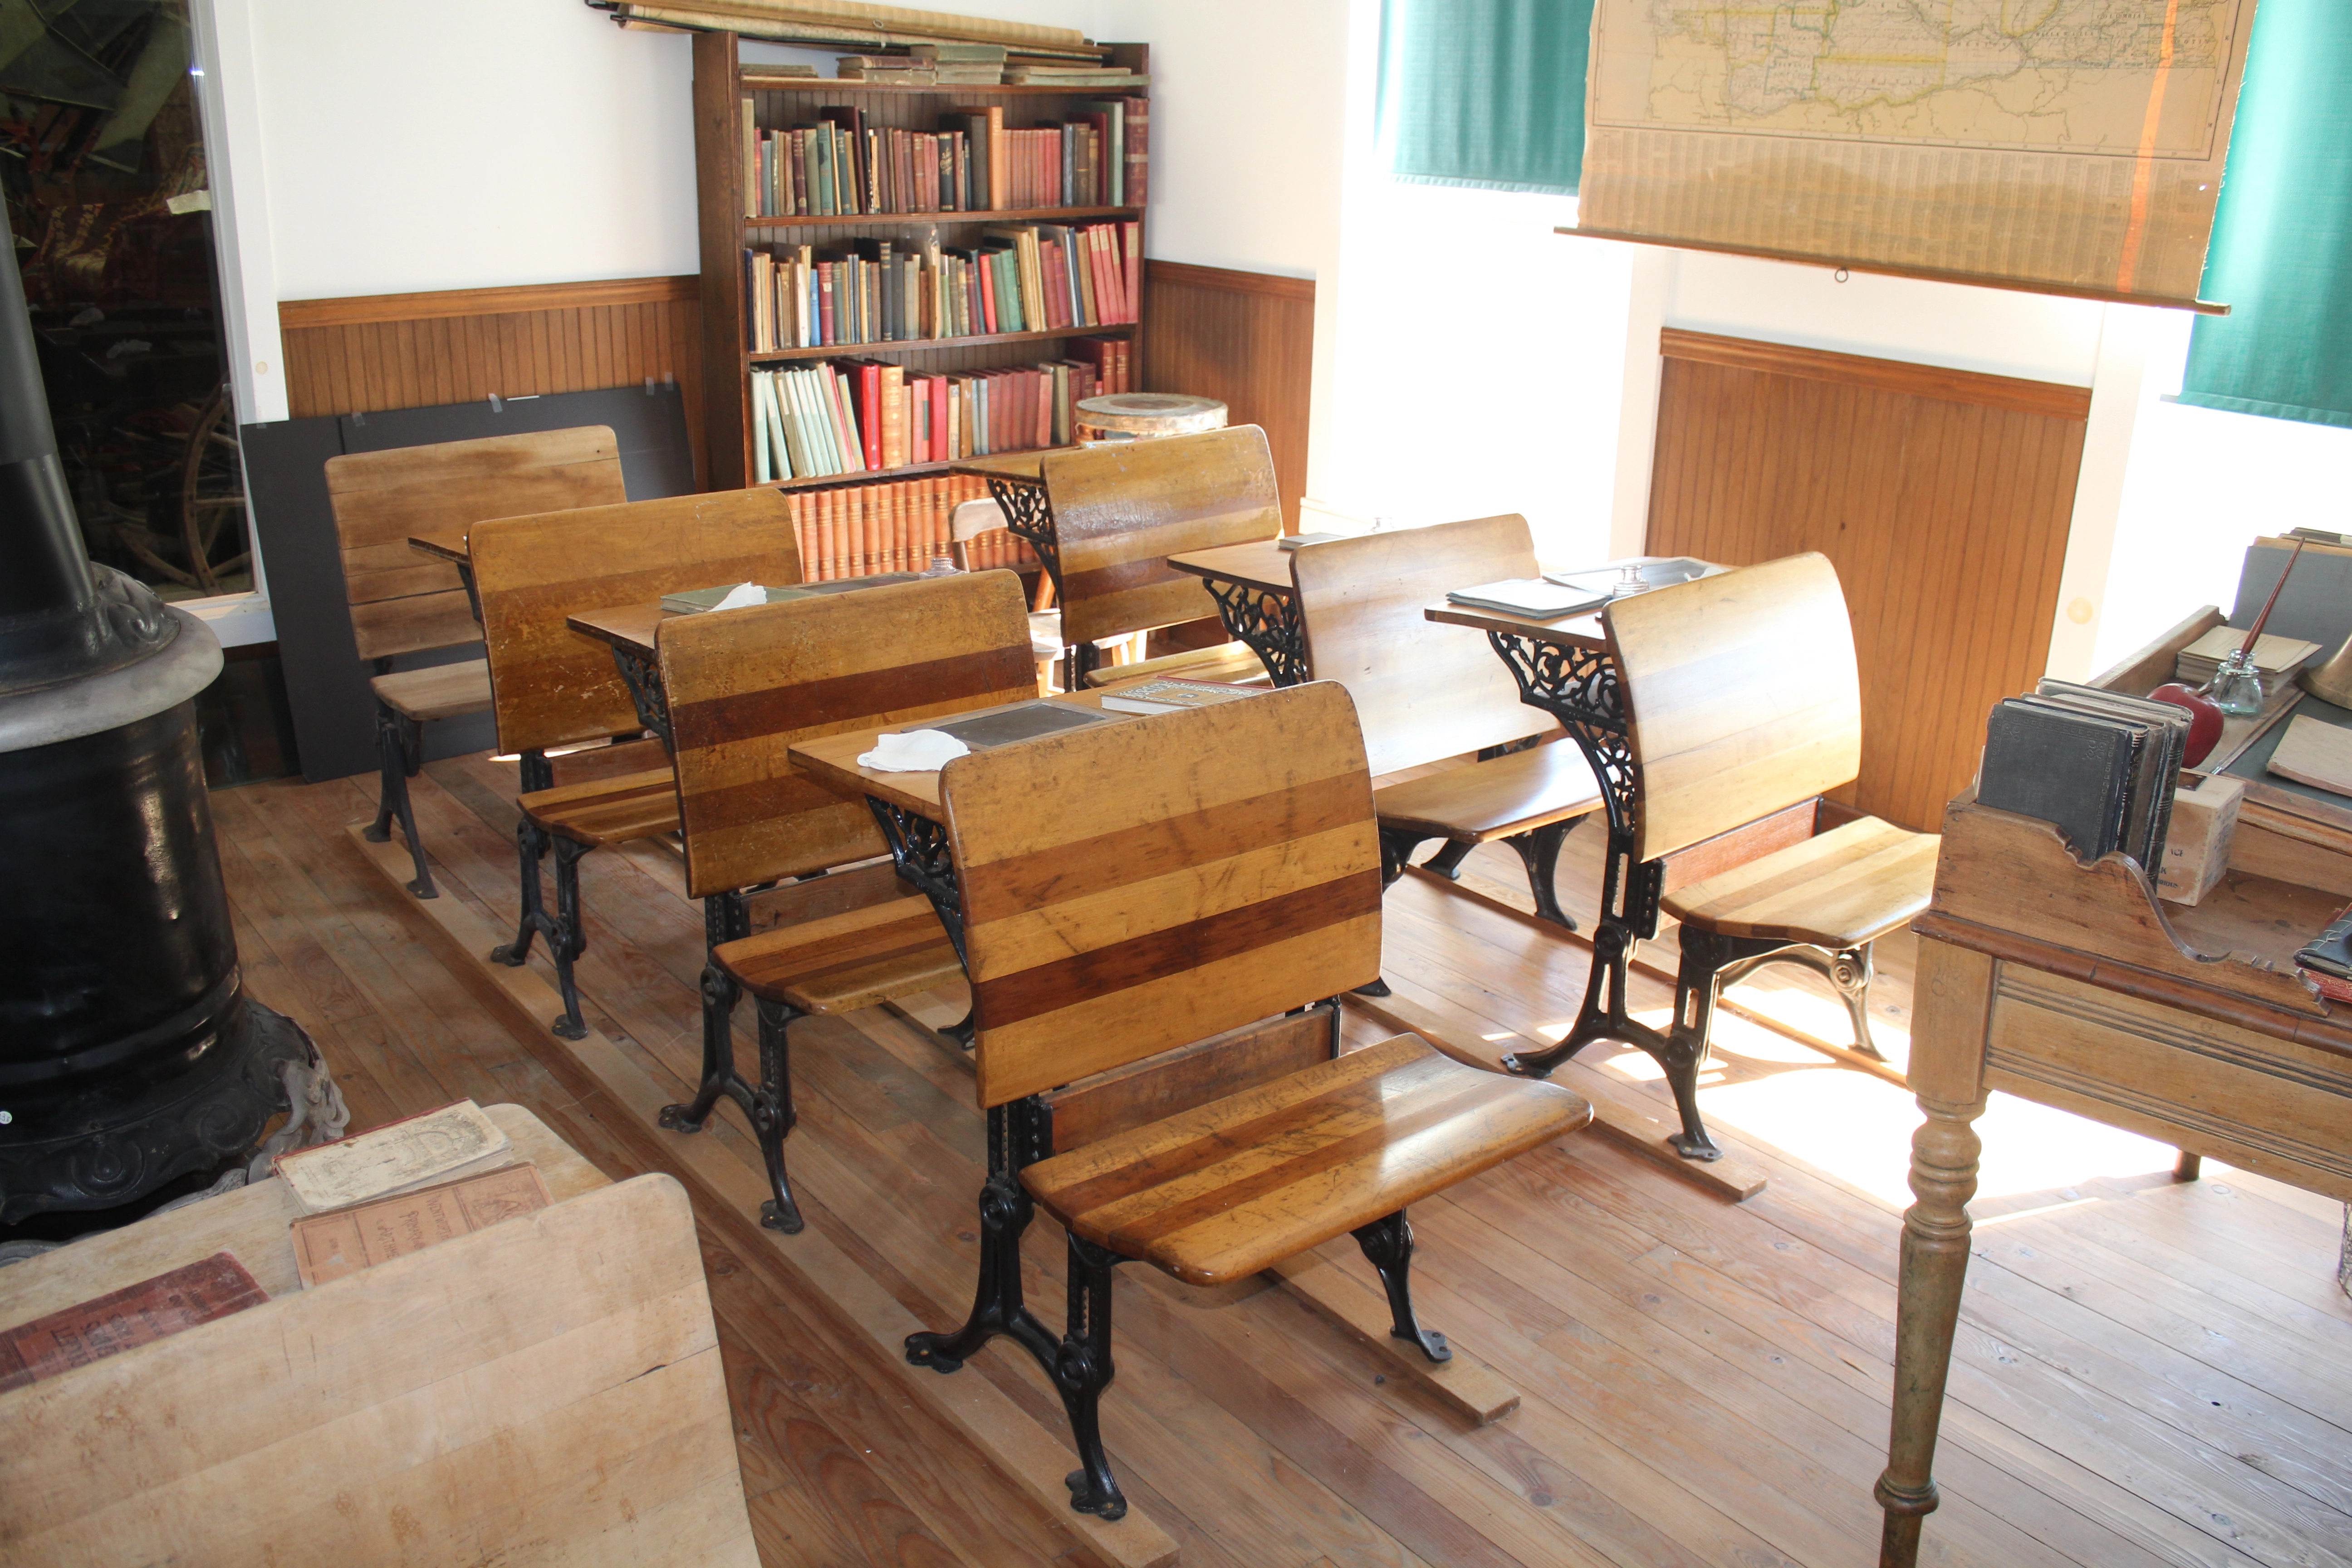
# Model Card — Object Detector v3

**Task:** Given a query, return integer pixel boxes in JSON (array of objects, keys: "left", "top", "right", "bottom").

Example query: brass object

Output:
[{"left": 2301, "top": 632, "right": 2352, "bottom": 708}]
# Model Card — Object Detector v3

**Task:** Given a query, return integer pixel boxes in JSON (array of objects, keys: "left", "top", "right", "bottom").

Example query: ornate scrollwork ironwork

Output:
[
  {"left": 608, "top": 643, "right": 672, "bottom": 750},
  {"left": 1200, "top": 576, "right": 1308, "bottom": 686},
  {"left": 866, "top": 797, "right": 965, "bottom": 965},
  {"left": 983, "top": 474, "right": 1061, "bottom": 596}
]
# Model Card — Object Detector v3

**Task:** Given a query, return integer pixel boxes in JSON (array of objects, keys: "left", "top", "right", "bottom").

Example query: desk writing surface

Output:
[
  {"left": 791, "top": 692, "right": 1123, "bottom": 819},
  {"left": 408, "top": 529, "right": 470, "bottom": 566},
  {"left": 1167, "top": 540, "right": 1294, "bottom": 595},
  {"left": 1423, "top": 600, "right": 1610, "bottom": 652},
  {"left": 950, "top": 449, "right": 1079, "bottom": 484},
  {"left": 568, "top": 602, "right": 667, "bottom": 657}
]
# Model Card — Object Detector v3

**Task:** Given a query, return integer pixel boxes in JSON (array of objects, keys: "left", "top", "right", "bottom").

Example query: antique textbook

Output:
[
  {"left": 272, "top": 1100, "right": 512, "bottom": 1213},
  {"left": 290, "top": 1164, "right": 553, "bottom": 1288}
]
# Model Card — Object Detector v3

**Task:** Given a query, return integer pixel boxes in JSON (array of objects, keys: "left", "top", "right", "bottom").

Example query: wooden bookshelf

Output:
[{"left": 691, "top": 33, "right": 1149, "bottom": 493}]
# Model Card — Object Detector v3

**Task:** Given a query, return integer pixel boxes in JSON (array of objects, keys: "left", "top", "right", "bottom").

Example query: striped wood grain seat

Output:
[
  {"left": 325, "top": 427, "right": 626, "bottom": 898},
  {"left": 1608, "top": 552, "right": 1939, "bottom": 1159},
  {"left": 656, "top": 572, "right": 1040, "bottom": 1231},
  {"left": 470, "top": 486, "right": 802, "bottom": 1039},
  {"left": 907, "top": 682, "right": 1591, "bottom": 1521},
  {"left": 1041, "top": 424, "right": 1282, "bottom": 687},
  {"left": 1291, "top": 514, "right": 1608, "bottom": 936}
]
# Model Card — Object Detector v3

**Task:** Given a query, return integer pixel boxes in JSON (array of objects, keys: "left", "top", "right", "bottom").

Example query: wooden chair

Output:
[
  {"left": 469, "top": 487, "right": 800, "bottom": 1038},
  {"left": 1292, "top": 515, "right": 1606, "bottom": 931},
  {"left": 906, "top": 683, "right": 1592, "bottom": 1519},
  {"left": 323, "top": 427, "right": 627, "bottom": 898},
  {"left": 1041, "top": 424, "right": 1283, "bottom": 688},
  {"left": 656, "top": 571, "right": 1041, "bottom": 1231},
  {"left": 1608, "top": 552, "right": 1940, "bottom": 1157}
]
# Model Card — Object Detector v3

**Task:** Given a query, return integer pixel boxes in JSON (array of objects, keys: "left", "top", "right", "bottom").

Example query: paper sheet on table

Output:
[
  {"left": 857, "top": 730, "right": 971, "bottom": 772},
  {"left": 711, "top": 582, "right": 767, "bottom": 611}
]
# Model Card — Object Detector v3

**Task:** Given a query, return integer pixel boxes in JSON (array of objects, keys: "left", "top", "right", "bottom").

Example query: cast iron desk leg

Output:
[
  {"left": 1477, "top": 630, "right": 1718, "bottom": 1160},
  {"left": 1193, "top": 575, "right": 1308, "bottom": 687}
]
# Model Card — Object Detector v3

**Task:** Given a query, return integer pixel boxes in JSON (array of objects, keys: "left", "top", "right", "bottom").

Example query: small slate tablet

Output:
[{"left": 929, "top": 701, "right": 1122, "bottom": 750}]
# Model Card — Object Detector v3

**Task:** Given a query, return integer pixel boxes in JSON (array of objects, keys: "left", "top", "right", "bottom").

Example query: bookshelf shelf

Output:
[
  {"left": 741, "top": 75, "right": 1144, "bottom": 96},
  {"left": 745, "top": 322, "right": 1135, "bottom": 364},
  {"left": 694, "top": 31, "right": 1149, "bottom": 494},
  {"left": 745, "top": 205, "right": 1141, "bottom": 230}
]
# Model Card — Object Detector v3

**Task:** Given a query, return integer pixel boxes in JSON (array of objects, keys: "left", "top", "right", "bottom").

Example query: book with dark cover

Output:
[
  {"left": 2032, "top": 679, "right": 2190, "bottom": 870},
  {"left": 1978, "top": 700, "right": 2136, "bottom": 861}
]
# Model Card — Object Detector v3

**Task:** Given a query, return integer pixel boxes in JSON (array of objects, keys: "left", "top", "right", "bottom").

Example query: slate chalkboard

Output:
[{"left": 243, "top": 384, "right": 695, "bottom": 782}]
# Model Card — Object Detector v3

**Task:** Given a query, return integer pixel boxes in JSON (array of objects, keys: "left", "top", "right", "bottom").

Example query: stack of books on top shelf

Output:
[
  {"left": 750, "top": 348, "right": 1130, "bottom": 485},
  {"left": 781, "top": 473, "right": 1039, "bottom": 581},
  {"left": 833, "top": 42, "right": 1012, "bottom": 84},
  {"left": 741, "top": 98, "right": 1145, "bottom": 218},
  {"left": 743, "top": 222, "right": 1141, "bottom": 351}
]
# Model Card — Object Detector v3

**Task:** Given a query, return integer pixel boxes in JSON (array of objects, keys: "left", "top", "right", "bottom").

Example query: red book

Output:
[
  {"left": 858, "top": 360, "right": 884, "bottom": 469},
  {"left": 817, "top": 261, "right": 837, "bottom": 345},
  {"left": 930, "top": 372, "right": 950, "bottom": 461},
  {"left": 1042, "top": 240, "right": 1068, "bottom": 330},
  {"left": 1122, "top": 222, "right": 1142, "bottom": 328},
  {"left": 1034, "top": 367, "right": 1053, "bottom": 451},
  {"left": 1122, "top": 95, "right": 1148, "bottom": 207},
  {"left": 976, "top": 252, "right": 999, "bottom": 334}
]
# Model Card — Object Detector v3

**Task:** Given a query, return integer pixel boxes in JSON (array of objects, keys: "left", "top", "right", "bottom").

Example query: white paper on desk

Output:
[
  {"left": 711, "top": 582, "right": 767, "bottom": 611},
  {"left": 858, "top": 730, "right": 971, "bottom": 771}
]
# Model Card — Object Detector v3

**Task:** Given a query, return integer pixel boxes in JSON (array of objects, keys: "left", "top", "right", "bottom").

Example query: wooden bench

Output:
[
  {"left": 1611, "top": 552, "right": 1940, "bottom": 1157},
  {"left": 1291, "top": 514, "right": 1607, "bottom": 933},
  {"left": 324, "top": 427, "right": 627, "bottom": 897},
  {"left": 906, "top": 682, "right": 1592, "bottom": 1520},
  {"left": 655, "top": 572, "right": 1042, "bottom": 1231},
  {"left": 1039, "top": 425, "right": 1284, "bottom": 688},
  {"left": 468, "top": 487, "right": 801, "bottom": 1038}
]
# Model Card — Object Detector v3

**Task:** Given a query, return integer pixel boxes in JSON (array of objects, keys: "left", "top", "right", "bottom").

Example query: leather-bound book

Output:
[{"left": 1977, "top": 699, "right": 2137, "bottom": 862}]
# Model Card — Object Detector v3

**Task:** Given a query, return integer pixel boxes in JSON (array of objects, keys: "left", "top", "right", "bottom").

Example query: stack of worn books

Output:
[
  {"left": 1976, "top": 680, "right": 2192, "bottom": 870},
  {"left": 835, "top": 43, "right": 1012, "bottom": 83},
  {"left": 2173, "top": 626, "right": 2322, "bottom": 687}
]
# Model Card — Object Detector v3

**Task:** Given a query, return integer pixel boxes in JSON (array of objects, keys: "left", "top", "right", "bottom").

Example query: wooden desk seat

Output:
[
  {"left": 1609, "top": 553, "right": 1939, "bottom": 1158},
  {"left": 656, "top": 572, "right": 1041, "bottom": 1231},
  {"left": 368, "top": 657, "right": 490, "bottom": 724},
  {"left": 1041, "top": 425, "right": 1284, "bottom": 687},
  {"left": 326, "top": 427, "right": 627, "bottom": 898},
  {"left": 519, "top": 765, "right": 681, "bottom": 848},
  {"left": 470, "top": 486, "right": 803, "bottom": 1039},
  {"left": 1025, "top": 1031, "right": 1584, "bottom": 1288},
  {"left": 909, "top": 682, "right": 1591, "bottom": 1521},
  {"left": 1292, "top": 515, "right": 1606, "bottom": 933}
]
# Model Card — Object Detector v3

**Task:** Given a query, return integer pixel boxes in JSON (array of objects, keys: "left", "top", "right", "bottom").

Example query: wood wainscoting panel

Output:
[
  {"left": 1142, "top": 260, "right": 1313, "bottom": 529},
  {"left": 280, "top": 276, "right": 706, "bottom": 480},
  {"left": 1646, "top": 328, "right": 2088, "bottom": 832}
]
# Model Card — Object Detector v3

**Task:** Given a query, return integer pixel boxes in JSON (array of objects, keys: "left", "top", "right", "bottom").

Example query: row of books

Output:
[
  {"left": 748, "top": 344, "right": 1130, "bottom": 484},
  {"left": 743, "top": 222, "right": 1141, "bottom": 351},
  {"left": 740, "top": 99, "right": 1145, "bottom": 218},
  {"left": 829, "top": 41, "right": 1147, "bottom": 90},
  {"left": 782, "top": 474, "right": 1039, "bottom": 582}
]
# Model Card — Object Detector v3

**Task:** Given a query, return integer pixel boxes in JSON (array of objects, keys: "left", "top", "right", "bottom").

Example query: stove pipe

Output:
[{"left": 0, "top": 203, "right": 308, "bottom": 1228}]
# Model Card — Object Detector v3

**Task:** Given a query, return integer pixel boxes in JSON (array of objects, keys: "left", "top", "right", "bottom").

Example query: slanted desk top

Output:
[
  {"left": 789, "top": 692, "right": 1129, "bottom": 819},
  {"left": 947, "top": 448, "right": 1080, "bottom": 484},
  {"left": 1422, "top": 600, "right": 1609, "bottom": 652},
  {"left": 407, "top": 529, "right": 470, "bottom": 566},
  {"left": 569, "top": 602, "right": 667, "bottom": 659},
  {"left": 1166, "top": 539, "right": 1294, "bottom": 595}
]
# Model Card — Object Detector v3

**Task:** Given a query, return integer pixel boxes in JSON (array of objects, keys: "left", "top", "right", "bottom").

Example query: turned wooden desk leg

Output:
[{"left": 1876, "top": 1089, "right": 1986, "bottom": 1568}]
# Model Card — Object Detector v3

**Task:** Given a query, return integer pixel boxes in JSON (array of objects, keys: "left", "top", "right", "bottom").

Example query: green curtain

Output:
[
  {"left": 1377, "top": 0, "right": 1593, "bottom": 196},
  {"left": 2179, "top": 0, "right": 2352, "bottom": 428}
]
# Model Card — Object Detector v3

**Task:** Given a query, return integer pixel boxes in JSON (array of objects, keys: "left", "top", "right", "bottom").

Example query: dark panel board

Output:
[{"left": 244, "top": 383, "right": 694, "bottom": 783}]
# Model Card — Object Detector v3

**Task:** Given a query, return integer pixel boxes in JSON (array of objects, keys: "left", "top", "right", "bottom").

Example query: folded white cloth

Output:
[
  {"left": 856, "top": 729, "right": 971, "bottom": 772},
  {"left": 711, "top": 581, "right": 768, "bottom": 611}
]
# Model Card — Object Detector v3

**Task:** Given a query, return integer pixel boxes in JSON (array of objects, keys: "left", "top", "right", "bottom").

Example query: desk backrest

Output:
[
  {"left": 941, "top": 682, "right": 1383, "bottom": 1108},
  {"left": 659, "top": 572, "right": 1039, "bottom": 899},
  {"left": 470, "top": 488, "right": 800, "bottom": 756},
  {"left": 1607, "top": 552, "right": 1861, "bottom": 863},
  {"left": 1044, "top": 424, "right": 1282, "bottom": 647},
  {"left": 323, "top": 427, "right": 627, "bottom": 661},
  {"left": 1292, "top": 515, "right": 1553, "bottom": 775}
]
